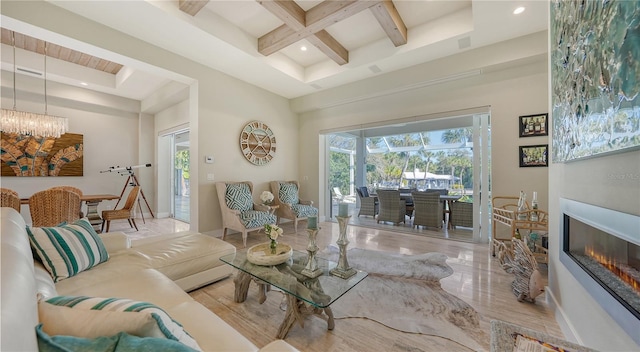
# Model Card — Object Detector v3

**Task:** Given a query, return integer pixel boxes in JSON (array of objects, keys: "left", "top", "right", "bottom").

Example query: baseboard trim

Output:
[{"left": 546, "top": 287, "right": 583, "bottom": 345}]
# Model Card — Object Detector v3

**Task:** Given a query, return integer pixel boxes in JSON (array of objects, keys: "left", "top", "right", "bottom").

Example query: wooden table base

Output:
[{"left": 232, "top": 271, "right": 335, "bottom": 339}]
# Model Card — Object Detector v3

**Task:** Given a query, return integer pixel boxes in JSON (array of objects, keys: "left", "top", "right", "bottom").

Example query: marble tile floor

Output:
[{"left": 117, "top": 216, "right": 561, "bottom": 351}]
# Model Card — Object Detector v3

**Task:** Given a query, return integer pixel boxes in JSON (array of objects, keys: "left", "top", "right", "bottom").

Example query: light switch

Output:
[{"left": 207, "top": 173, "right": 214, "bottom": 181}]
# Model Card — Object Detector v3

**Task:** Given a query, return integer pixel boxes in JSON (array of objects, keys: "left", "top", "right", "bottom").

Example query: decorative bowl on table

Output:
[{"left": 247, "top": 242, "right": 293, "bottom": 266}]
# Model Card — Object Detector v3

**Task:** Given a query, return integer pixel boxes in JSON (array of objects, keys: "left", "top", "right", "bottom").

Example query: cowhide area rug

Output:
[{"left": 321, "top": 246, "right": 490, "bottom": 351}]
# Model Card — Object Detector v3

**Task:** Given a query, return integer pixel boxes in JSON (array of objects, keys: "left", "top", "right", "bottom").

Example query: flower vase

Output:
[{"left": 270, "top": 239, "right": 277, "bottom": 254}]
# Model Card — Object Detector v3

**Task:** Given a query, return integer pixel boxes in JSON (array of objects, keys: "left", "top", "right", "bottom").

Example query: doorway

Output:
[
  {"left": 325, "top": 111, "right": 491, "bottom": 243},
  {"left": 172, "top": 130, "right": 190, "bottom": 223},
  {"left": 159, "top": 129, "right": 190, "bottom": 223}
]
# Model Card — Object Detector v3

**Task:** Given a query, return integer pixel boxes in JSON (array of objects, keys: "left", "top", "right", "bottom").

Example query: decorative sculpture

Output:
[
  {"left": 301, "top": 227, "right": 322, "bottom": 278},
  {"left": 330, "top": 215, "right": 357, "bottom": 279},
  {"left": 501, "top": 238, "right": 545, "bottom": 303}
]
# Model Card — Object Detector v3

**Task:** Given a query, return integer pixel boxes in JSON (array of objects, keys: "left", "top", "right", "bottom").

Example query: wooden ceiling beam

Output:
[
  {"left": 370, "top": 0, "right": 407, "bottom": 46},
  {"left": 257, "top": 0, "right": 407, "bottom": 65},
  {"left": 258, "top": 0, "right": 349, "bottom": 65},
  {"left": 258, "top": 0, "right": 306, "bottom": 30},
  {"left": 179, "top": 0, "right": 209, "bottom": 16},
  {"left": 1, "top": 28, "right": 123, "bottom": 74},
  {"left": 258, "top": 1, "right": 380, "bottom": 63},
  {"left": 307, "top": 30, "right": 348, "bottom": 65}
]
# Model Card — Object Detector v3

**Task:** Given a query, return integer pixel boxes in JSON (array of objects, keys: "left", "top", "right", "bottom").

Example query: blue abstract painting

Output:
[{"left": 551, "top": 0, "right": 640, "bottom": 162}]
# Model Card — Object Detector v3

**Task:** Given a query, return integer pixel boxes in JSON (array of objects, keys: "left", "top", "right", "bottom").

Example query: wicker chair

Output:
[
  {"left": 215, "top": 181, "right": 277, "bottom": 247},
  {"left": 50, "top": 186, "right": 84, "bottom": 218},
  {"left": 101, "top": 186, "right": 140, "bottom": 233},
  {"left": 449, "top": 200, "right": 473, "bottom": 228},
  {"left": 356, "top": 186, "right": 378, "bottom": 217},
  {"left": 411, "top": 191, "right": 443, "bottom": 229},
  {"left": 375, "top": 189, "right": 406, "bottom": 225},
  {"left": 399, "top": 188, "right": 417, "bottom": 219},
  {"left": 270, "top": 180, "right": 318, "bottom": 232},
  {"left": 1, "top": 188, "right": 21, "bottom": 212},
  {"left": 29, "top": 189, "right": 82, "bottom": 227}
]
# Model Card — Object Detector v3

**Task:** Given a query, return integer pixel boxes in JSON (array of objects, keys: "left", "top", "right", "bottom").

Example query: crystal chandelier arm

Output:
[
  {"left": 12, "top": 30, "right": 16, "bottom": 111},
  {"left": 44, "top": 41, "right": 48, "bottom": 115}
]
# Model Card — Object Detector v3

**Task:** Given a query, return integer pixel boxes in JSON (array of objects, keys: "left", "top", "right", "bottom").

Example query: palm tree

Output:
[{"left": 441, "top": 128, "right": 473, "bottom": 144}]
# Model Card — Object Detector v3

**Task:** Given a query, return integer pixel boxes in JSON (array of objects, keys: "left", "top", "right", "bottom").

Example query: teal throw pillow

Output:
[
  {"left": 27, "top": 218, "right": 109, "bottom": 282},
  {"left": 36, "top": 324, "right": 198, "bottom": 352}
]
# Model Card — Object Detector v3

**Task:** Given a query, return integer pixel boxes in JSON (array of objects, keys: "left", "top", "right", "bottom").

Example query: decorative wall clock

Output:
[{"left": 239, "top": 121, "right": 277, "bottom": 165}]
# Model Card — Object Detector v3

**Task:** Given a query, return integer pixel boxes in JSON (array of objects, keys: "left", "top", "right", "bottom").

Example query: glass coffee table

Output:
[{"left": 220, "top": 249, "right": 368, "bottom": 339}]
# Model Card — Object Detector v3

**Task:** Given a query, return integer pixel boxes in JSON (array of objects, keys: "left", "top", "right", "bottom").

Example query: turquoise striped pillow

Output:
[
  {"left": 27, "top": 218, "right": 109, "bottom": 282},
  {"left": 45, "top": 296, "right": 202, "bottom": 351}
]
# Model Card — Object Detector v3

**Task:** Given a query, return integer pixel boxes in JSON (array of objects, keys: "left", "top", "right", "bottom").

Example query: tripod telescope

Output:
[{"left": 100, "top": 163, "right": 155, "bottom": 220}]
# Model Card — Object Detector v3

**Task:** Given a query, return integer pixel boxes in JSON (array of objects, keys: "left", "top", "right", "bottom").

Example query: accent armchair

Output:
[
  {"left": 356, "top": 186, "right": 378, "bottom": 217},
  {"left": 216, "top": 181, "right": 276, "bottom": 247},
  {"left": 411, "top": 191, "right": 443, "bottom": 229},
  {"left": 375, "top": 189, "right": 406, "bottom": 225},
  {"left": 270, "top": 180, "right": 318, "bottom": 232}
]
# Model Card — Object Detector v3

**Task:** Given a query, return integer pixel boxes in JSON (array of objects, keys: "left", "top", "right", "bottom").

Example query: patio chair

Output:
[
  {"left": 29, "top": 189, "right": 82, "bottom": 227},
  {"left": 356, "top": 186, "right": 378, "bottom": 217},
  {"left": 101, "top": 186, "right": 140, "bottom": 233},
  {"left": 216, "top": 181, "right": 276, "bottom": 247},
  {"left": 270, "top": 180, "right": 318, "bottom": 232},
  {"left": 411, "top": 191, "right": 443, "bottom": 229},
  {"left": 375, "top": 189, "right": 406, "bottom": 225},
  {"left": 1, "top": 188, "right": 21, "bottom": 212},
  {"left": 399, "top": 188, "right": 417, "bottom": 219},
  {"left": 449, "top": 200, "right": 473, "bottom": 228}
]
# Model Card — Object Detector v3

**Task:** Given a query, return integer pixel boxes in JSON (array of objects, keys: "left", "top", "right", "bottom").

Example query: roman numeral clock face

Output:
[{"left": 239, "top": 121, "right": 277, "bottom": 165}]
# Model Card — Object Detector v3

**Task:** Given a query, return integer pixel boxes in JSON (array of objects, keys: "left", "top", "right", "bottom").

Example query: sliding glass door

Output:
[{"left": 324, "top": 112, "right": 491, "bottom": 243}]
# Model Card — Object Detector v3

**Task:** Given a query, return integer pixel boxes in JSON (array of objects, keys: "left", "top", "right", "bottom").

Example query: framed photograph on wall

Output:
[
  {"left": 519, "top": 113, "right": 548, "bottom": 137},
  {"left": 519, "top": 144, "right": 548, "bottom": 167}
]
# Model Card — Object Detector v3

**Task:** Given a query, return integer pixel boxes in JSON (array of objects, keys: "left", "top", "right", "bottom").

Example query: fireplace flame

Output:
[{"left": 585, "top": 245, "right": 639, "bottom": 292}]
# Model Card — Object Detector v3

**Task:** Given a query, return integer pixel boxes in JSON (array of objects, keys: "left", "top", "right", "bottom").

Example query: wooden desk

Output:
[{"left": 21, "top": 194, "right": 120, "bottom": 232}]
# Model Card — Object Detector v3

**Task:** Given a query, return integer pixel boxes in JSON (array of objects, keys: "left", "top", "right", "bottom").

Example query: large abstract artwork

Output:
[
  {"left": 551, "top": 0, "right": 640, "bottom": 162},
  {"left": 1, "top": 133, "right": 83, "bottom": 176}
]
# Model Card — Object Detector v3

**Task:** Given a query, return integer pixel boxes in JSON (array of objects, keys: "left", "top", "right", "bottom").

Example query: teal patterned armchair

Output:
[
  {"left": 270, "top": 180, "right": 318, "bottom": 232},
  {"left": 216, "top": 181, "right": 276, "bottom": 247}
]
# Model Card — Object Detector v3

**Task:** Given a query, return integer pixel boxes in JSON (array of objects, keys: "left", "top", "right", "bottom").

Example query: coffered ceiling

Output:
[{"left": 0, "top": 0, "right": 548, "bottom": 101}]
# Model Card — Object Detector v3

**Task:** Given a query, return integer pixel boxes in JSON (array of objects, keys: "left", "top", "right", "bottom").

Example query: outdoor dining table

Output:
[{"left": 400, "top": 193, "right": 462, "bottom": 229}]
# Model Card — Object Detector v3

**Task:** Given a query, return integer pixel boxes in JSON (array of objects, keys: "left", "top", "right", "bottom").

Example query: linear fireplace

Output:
[{"left": 559, "top": 198, "right": 640, "bottom": 345}]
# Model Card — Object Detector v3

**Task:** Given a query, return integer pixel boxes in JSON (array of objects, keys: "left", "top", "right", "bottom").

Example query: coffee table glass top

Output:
[{"left": 220, "top": 249, "right": 367, "bottom": 308}]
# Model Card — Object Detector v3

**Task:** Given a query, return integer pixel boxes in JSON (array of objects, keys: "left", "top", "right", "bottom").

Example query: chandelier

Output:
[{"left": 1, "top": 31, "right": 68, "bottom": 138}]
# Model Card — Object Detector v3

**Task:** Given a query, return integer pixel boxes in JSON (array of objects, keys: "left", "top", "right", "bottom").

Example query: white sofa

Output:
[{"left": 1, "top": 207, "right": 298, "bottom": 352}]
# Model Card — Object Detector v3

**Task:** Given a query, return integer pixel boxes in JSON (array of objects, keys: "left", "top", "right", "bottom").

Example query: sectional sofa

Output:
[{"left": 0, "top": 207, "right": 298, "bottom": 351}]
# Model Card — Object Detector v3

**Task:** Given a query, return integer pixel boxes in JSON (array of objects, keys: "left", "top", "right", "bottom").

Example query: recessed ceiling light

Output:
[
  {"left": 300, "top": 46, "right": 307, "bottom": 51},
  {"left": 513, "top": 7, "right": 525, "bottom": 15},
  {"left": 80, "top": 82, "right": 88, "bottom": 86}
]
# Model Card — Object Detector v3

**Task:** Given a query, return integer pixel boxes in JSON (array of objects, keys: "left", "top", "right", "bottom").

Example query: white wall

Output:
[
  {"left": 1, "top": 72, "right": 143, "bottom": 224},
  {"left": 1, "top": 0, "right": 299, "bottom": 235},
  {"left": 548, "top": 151, "right": 640, "bottom": 351}
]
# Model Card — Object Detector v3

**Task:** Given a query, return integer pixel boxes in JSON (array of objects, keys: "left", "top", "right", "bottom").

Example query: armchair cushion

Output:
[
  {"left": 239, "top": 210, "right": 276, "bottom": 229},
  {"left": 290, "top": 204, "right": 318, "bottom": 218},
  {"left": 279, "top": 183, "right": 299, "bottom": 204},
  {"left": 225, "top": 183, "right": 253, "bottom": 212}
]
